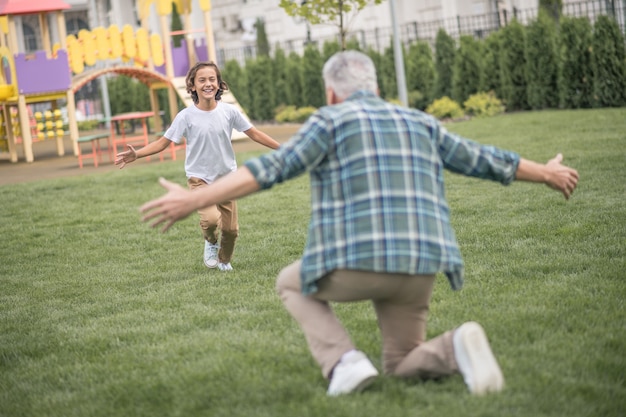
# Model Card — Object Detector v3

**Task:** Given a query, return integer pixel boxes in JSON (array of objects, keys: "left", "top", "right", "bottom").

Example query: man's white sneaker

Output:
[
  {"left": 327, "top": 350, "right": 379, "bottom": 396},
  {"left": 218, "top": 262, "right": 233, "bottom": 272},
  {"left": 453, "top": 321, "right": 505, "bottom": 395},
  {"left": 203, "top": 241, "right": 219, "bottom": 268}
]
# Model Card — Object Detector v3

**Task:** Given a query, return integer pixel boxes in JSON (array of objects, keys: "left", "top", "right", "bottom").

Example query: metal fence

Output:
[{"left": 217, "top": 0, "right": 626, "bottom": 66}]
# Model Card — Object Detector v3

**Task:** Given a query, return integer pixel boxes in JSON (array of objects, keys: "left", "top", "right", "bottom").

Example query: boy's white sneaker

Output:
[
  {"left": 453, "top": 321, "right": 505, "bottom": 395},
  {"left": 218, "top": 262, "right": 233, "bottom": 272},
  {"left": 203, "top": 242, "right": 219, "bottom": 268},
  {"left": 327, "top": 350, "right": 378, "bottom": 396}
]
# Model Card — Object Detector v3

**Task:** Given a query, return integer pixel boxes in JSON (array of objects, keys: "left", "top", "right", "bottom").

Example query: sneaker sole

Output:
[
  {"left": 204, "top": 260, "right": 218, "bottom": 268},
  {"left": 456, "top": 322, "right": 504, "bottom": 395},
  {"left": 327, "top": 365, "right": 379, "bottom": 396},
  {"left": 350, "top": 373, "right": 377, "bottom": 394}
]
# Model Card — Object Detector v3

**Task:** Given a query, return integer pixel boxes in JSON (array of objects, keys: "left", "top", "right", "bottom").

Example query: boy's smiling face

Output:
[{"left": 192, "top": 66, "right": 219, "bottom": 102}]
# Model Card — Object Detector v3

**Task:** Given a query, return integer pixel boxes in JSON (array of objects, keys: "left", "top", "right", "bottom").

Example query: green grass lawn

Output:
[{"left": 1, "top": 108, "right": 624, "bottom": 417}]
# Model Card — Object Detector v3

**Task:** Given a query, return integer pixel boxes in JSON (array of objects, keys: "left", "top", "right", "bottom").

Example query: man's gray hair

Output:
[{"left": 322, "top": 50, "right": 378, "bottom": 100}]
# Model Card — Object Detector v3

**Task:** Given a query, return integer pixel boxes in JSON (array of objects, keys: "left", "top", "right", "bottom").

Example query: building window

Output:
[
  {"left": 23, "top": 24, "right": 39, "bottom": 52},
  {"left": 66, "top": 16, "right": 89, "bottom": 36}
]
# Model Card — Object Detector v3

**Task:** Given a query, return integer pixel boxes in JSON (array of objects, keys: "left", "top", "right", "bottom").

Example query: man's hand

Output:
[
  {"left": 140, "top": 178, "right": 195, "bottom": 232},
  {"left": 544, "top": 153, "right": 579, "bottom": 199},
  {"left": 115, "top": 145, "right": 138, "bottom": 169}
]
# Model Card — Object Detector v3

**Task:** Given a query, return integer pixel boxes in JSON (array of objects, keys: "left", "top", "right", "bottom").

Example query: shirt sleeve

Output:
[
  {"left": 231, "top": 106, "right": 253, "bottom": 133},
  {"left": 244, "top": 111, "right": 331, "bottom": 189},
  {"left": 435, "top": 124, "right": 520, "bottom": 185},
  {"left": 163, "top": 110, "right": 186, "bottom": 145}
]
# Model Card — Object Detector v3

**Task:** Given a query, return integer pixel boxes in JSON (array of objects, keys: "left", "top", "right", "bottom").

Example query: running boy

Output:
[{"left": 115, "top": 61, "right": 280, "bottom": 271}]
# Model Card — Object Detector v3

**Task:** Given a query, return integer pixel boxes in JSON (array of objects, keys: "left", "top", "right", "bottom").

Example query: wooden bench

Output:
[{"left": 76, "top": 133, "right": 109, "bottom": 168}]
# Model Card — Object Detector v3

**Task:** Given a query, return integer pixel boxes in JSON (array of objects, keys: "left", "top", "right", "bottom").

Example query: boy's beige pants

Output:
[{"left": 188, "top": 177, "right": 238, "bottom": 264}]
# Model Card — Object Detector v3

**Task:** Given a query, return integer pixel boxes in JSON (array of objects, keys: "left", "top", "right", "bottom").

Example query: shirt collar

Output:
[{"left": 346, "top": 90, "right": 377, "bottom": 101}]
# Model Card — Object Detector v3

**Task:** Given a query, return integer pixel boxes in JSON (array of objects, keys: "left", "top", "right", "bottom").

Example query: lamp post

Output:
[{"left": 389, "top": 0, "right": 408, "bottom": 106}]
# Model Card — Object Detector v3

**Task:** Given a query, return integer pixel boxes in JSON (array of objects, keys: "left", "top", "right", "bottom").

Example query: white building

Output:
[{"left": 14, "top": 0, "right": 614, "bottom": 60}]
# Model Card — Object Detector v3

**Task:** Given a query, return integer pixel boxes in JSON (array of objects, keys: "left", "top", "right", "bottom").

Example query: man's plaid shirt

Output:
[{"left": 245, "top": 91, "right": 519, "bottom": 295}]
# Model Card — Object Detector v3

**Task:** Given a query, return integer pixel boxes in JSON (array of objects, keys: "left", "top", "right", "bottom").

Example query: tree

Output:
[
  {"left": 406, "top": 41, "right": 435, "bottom": 109},
  {"left": 301, "top": 44, "right": 325, "bottom": 108},
  {"left": 366, "top": 48, "right": 386, "bottom": 98},
  {"left": 255, "top": 18, "right": 270, "bottom": 57},
  {"left": 539, "top": 0, "right": 563, "bottom": 22},
  {"left": 108, "top": 75, "right": 134, "bottom": 115},
  {"left": 285, "top": 51, "right": 304, "bottom": 107},
  {"left": 452, "top": 35, "right": 483, "bottom": 104},
  {"left": 592, "top": 15, "right": 626, "bottom": 107},
  {"left": 272, "top": 46, "right": 290, "bottom": 107},
  {"left": 380, "top": 41, "right": 398, "bottom": 100},
  {"left": 223, "top": 59, "right": 250, "bottom": 113},
  {"left": 559, "top": 16, "right": 593, "bottom": 108},
  {"left": 525, "top": 11, "right": 560, "bottom": 109},
  {"left": 499, "top": 19, "right": 528, "bottom": 111},
  {"left": 481, "top": 31, "right": 503, "bottom": 99},
  {"left": 171, "top": 2, "right": 184, "bottom": 48},
  {"left": 250, "top": 56, "right": 276, "bottom": 121},
  {"left": 279, "top": 0, "right": 383, "bottom": 50},
  {"left": 322, "top": 39, "right": 341, "bottom": 63},
  {"left": 434, "top": 29, "right": 455, "bottom": 99}
]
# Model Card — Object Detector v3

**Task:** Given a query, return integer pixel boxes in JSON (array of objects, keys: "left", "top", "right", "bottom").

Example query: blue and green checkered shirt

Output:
[{"left": 245, "top": 91, "right": 519, "bottom": 295}]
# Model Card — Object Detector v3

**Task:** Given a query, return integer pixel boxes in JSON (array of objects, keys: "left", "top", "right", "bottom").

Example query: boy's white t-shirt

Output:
[{"left": 164, "top": 101, "right": 252, "bottom": 184}]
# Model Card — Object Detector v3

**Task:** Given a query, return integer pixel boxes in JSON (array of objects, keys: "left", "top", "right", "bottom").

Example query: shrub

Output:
[
  {"left": 408, "top": 90, "right": 427, "bottom": 110},
  {"left": 425, "top": 96, "right": 465, "bottom": 120},
  {"left": 275, "top": 106, "right": 317, "bottom": 123},
  {"left": 463, "top": 92, "right": 505, "bottom": 117},
  {"left": 294, "top": 107, "right": 317, "bottom": 122},
  {"left": 274, "top": 105, "right": 298, "bottom": 123},
  {"left": 77, "top": 120, "right": 101, "bottom": 131}
]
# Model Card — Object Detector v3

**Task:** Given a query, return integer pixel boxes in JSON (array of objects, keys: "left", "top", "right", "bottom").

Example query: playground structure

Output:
[{"left": 0, "top": 0, "right": 245, "bottom": 164}]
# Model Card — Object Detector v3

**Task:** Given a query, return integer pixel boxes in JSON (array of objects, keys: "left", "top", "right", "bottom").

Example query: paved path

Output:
[{"left": 0, "top": 124, "right": 300, "bottom": 186}]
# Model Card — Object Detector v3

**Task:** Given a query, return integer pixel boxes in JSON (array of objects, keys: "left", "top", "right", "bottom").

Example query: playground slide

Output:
[{"left": 171, "top": 76, "right": 247, "bottom": 140}]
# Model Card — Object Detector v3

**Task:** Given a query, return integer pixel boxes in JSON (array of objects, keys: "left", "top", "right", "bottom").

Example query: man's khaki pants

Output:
[
  {"left": 188, "top": 177, "right": 239, "bottom": 264},
  {"left": 276, "top": 260, "right": 459, "bottom": 380}
]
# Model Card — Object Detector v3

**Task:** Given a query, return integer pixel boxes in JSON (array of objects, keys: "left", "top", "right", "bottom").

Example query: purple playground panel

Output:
[
  {"left": 154, "top": 38, "right": 210, "bottom": 78},
  {"left": 14, "top": 50, "right": 71, "bottom": 95}
]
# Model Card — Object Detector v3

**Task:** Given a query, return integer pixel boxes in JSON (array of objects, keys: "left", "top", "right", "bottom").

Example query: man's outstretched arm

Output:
[{"left": 140, "top": 167, "right": 260, "bottom": 232}]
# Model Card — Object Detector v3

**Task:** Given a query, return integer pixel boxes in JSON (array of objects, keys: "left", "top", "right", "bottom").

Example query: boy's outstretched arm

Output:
[
  {"left": 115, "top": 136, "right": 172, "bottom": 169},
  {"left": 515, "top": 153, "right": 579, "bottom": 199},
  {"left": 244, "top": 127, "right": 281, "bottom": 149}
]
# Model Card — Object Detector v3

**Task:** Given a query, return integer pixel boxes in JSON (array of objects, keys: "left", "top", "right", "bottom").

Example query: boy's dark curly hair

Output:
[{"left": 185, "top": 61, "right": 229, "bottom": 104}]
